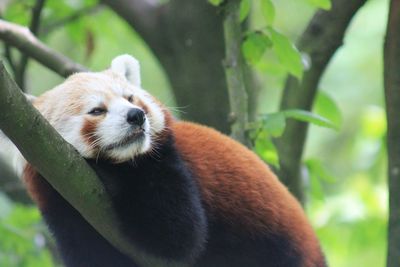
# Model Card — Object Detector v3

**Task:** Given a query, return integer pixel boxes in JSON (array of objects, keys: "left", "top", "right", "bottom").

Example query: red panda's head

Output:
[{"left": 31, "top": 55, "right": 168, "bottom": 163}]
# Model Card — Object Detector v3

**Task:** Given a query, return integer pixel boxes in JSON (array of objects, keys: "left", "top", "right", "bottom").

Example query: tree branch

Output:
[
  {"left": 0, "top": 62, "right": 185, "bottom": 267},
  {"left": 274, "top": 0, "right": 368, "bottom": 203},
  {"left": 0, "top": 20, "right": 87, "bottom": 77},
  {"left": 384, "top": 1, "right": 400, "bottom": 266},
  {"left": 222, "top": 0, "right": 249, "bottom": 146},
  {"left": 16, "top": 0, "right": 46, "bottom": 90}
]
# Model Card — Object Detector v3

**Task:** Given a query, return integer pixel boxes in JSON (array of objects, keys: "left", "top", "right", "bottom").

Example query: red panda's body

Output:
[
  {"left": 173, "top": 122, "right": 325, "bottom": 266},
  {"left": 17, "top": 55, "right": 326, "bottom": 267}
]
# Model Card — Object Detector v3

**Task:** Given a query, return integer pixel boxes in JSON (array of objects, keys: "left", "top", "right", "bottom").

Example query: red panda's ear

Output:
[{"left": 111, "top": 54, "right": 141, "bottom": 87}]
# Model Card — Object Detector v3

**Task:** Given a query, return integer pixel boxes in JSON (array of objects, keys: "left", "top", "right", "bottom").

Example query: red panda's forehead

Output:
[
  {"left": 35, "top": 71, "right": 155, "bottom": 121},
  {"left": 66, "top": 72, "right": 133, "bottom": 95},
  {"left": 57, "top": 72, "right": 140, "bottom": 107}
]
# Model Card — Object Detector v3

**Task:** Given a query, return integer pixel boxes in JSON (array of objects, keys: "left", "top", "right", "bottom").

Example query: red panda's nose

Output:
[{"left": 127, "top": 108, "right": 145, "bottom": 126}]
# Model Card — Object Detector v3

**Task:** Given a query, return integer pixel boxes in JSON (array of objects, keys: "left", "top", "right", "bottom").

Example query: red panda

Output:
[{"left": 17, "top": 55, "right": 326, "bottom": 267}]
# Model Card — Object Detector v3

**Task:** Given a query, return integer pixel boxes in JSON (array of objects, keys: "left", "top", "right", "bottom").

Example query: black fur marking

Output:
[
  {"left": 195, "top": 217, "right": 304, "bottom": 267},
  {"left": 87, "top": 133, "right": 207, "bottom": 262},
  {"left": 39, "top": 177, "right": 136, "bottom": 267},
  {"left": 35, "top": 132, "right": 206, "bottom": 266}
]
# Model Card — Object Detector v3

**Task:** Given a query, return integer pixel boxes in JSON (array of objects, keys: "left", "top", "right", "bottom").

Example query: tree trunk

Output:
[
  {"left": 384, "top": 1, "right": 400, "bottom": 266},
  {"left": 274, "top": 0, "right": 368, "bottom": 203},
  {"left": 102, "top": 0, "right": 230, "bottom": 133}
]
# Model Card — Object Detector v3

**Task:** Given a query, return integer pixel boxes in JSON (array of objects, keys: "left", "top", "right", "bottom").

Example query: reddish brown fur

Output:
[
  {"left": 172, "top": 121, "right": 324, "bottom": 267},
  {"left": 150, "top": 97, "right": 175, "bottom": 143},
  {"left": 135, "top": 99, "right": 149, "bottom": 114},
  {"left": 23, "top": 165, "right": 52, "bottom": 211},
  {"left": 81, "top": 119, "right": 100, "bottom": 146}
]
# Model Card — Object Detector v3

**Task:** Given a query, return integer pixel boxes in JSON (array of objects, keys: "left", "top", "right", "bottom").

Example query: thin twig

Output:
[
  {"left": 29, "top": 0, "right": 46, "bottom": 34},
  {"left": 16, "top": 0, "right": 46, "bottom": 90},
  {"left": 222, "top": 0, "right": 250, "bottom": 147}
]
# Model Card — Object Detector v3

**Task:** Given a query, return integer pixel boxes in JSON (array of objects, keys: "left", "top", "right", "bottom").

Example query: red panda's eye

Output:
[
  {"left": 88, "top": 107, "right": 107, "bottom": 116},
  {"left": 127, "top": 95, "right": 134, "bottom": 103}
]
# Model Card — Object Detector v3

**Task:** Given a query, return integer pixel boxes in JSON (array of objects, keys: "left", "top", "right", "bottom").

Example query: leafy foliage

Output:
[
  {"left": 208, "top": 0, "right": 224, "bottom": 6},
  {"left": 261, "top": 112, "right": 286, "bottom": 137},
  {"left": 241, "top": 28, "right": 304, "bottom": 80},
  {"left": 0, "top": 194, "right": 55, "bottom": 267},
  {"left": 260, "top": 0, "right": 275, "bottom": 25},
  {"left": 314, "top": 91, "right": 343, "bottom": 130},
  {"left": 239, "top": 0, "right": 304, "bottom": 79},
  {"left": 251, "top": 109, "right": 337, "bottom": 168},
  {"left": 254, "top": 131, "right": 280, "bottom": 168},
  {"left": 305, "top": 158, "right": 336, "bottom": 200},
  {"left": 242, "top": 32, "right": 272, "bottom": 65},
  {"left": 268, "top": 28, "right": 304, "bottom": 79},
  {"left": 282, "top": 109, "right": 338, "bottom": 130},
  {"left": 305, "top": 0, "right": 332, "bottom": 10},
  {"left": 239, "top": 0, "right": 251, "bottom": 22}
]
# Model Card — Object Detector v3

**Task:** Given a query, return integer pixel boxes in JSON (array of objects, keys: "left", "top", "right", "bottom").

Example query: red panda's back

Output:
[{"left": 172, "top": 121, "right": 326, "bottom": 267}]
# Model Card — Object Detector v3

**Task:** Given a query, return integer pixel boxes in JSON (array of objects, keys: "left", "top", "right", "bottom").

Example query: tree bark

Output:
[
  {"left": 384, "top": 1, "right": 400, "bottom": 266},
  {"left": 222, "top": 0, "right": 249, "bottom": 146},
  {"left": 274, "top": 0, "right": 368, "bottom": 203},
  {"left": 0, "top": 62, "right": 184, "bottom": 267},
  {"left": 102, "top": 0, "right": 230, "bottom": 133}
]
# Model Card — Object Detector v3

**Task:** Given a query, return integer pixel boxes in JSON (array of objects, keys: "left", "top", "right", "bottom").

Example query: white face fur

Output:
[{"left": 32, "top": 55, "right": 166, "bottom": 163}]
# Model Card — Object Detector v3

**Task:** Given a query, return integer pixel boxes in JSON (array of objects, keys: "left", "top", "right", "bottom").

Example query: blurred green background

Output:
[{"left": 0, "top": 0, "right": 388, "bottom": 266}]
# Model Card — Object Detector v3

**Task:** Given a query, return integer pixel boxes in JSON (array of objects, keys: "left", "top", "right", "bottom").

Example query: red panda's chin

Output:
[
  {"left": 103, "top": 131, "right": 145, "bottom": 151},
  {"left": 103, "top": 133, "right": 152, "bottom": 163}
]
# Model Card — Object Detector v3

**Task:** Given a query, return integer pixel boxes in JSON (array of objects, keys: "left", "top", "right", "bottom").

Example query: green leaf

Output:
[
  {"left": 305, "top": 158, "right": 336, "bottom": 200},
  {"left": 3, "top": 0, "right": 36, "bottom": 25},
  {"left": 239, "top": 0, "right": 251, "bottom": 22},
  {"left": 44, "top": 0, "right": 74, "bottom": 22},
  {"left": 283, "top": 109, "right": 338, "bottom": 130},
  {"left": 306, "top": 0, "right": 332, "bottom": 10},
  {"left": 314, "top": 91, "right": 342, "bottom": 130},
  {"left": 263, "top": 112, "right": 286, "bottom": 137},
  {"left": 269, "top": 28, "right": 304, "bottom": 79},
  {"left": 254, "top": 131, "right": 280, "bottom": 168},
  {"left": 309, "top": 169, "right": 325, "bottom": 200},
  {"left": 305, "top": 159, "right": 336, "bottom": 183},
  {"left": 0, "top": 204, "right": 55, "bottom": 267},
  {"left": 260, "top": 0, "right": 275, "bottom": 25},
  {"left": 242, "top": 31, "right": 272, "bottom": 65},
  {"left": 208, "top": 0, "right": 224, "bottom": 6}
]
